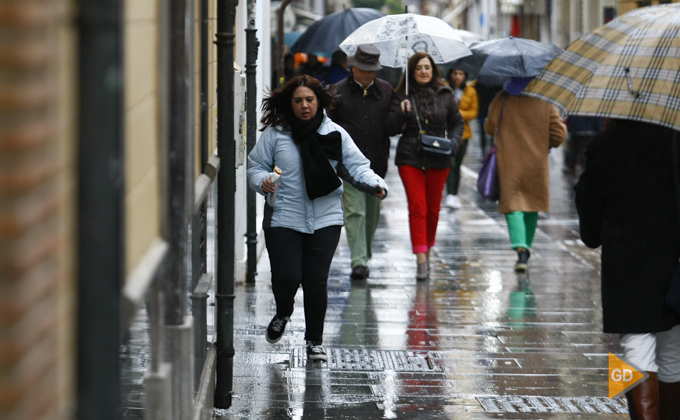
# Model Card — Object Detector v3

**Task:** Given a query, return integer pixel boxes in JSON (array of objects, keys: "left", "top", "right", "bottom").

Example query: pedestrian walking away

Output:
[
  {"left": 484, "top": 76, "right": 566, "bottom": 272},
  {"left": 444, "top": 68, "right": 478, "bottom": 210},
  {"left": 562, "top": 116, "right": 602, "bottom": 175},
  {"left": 247, "top": 75, "right": 388, "bottom": 361},
  {"left": 475, "top": 82, "right": 502, "bottom": 155},
  {"left": 328, "top": 44, "right": 400, "bottom": 280},
  {"left": 386, "top": 52, "right": 464, "bottom": 280},
  {"left": 574, "top": 119, "right": 680, "bottom": 420}
]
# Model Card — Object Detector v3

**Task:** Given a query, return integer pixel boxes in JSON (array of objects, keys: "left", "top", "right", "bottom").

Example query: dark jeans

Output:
[
  {"left": 264, "top": 225, "right": 341, "bottom": 344},
  {"left": 446, "top": 139, "right": 469, "bottom": 195},
  {"left": 564, "top": 133, "right": 591, "bottom": 169},
  {"left": 478, "top": 116, "right": 492, "bottom": 154}
]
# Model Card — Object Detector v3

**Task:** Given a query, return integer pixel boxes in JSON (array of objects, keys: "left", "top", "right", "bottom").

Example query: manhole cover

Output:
[
  {"left": 291, "top": 348, "right": 441, "bottom": 372},
  {"left": 477, "top": 396, "right": 628, "bottom": 414}
]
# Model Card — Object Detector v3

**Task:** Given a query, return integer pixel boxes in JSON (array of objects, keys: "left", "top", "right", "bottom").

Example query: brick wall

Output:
[{"left": 0, "top": 0, "right": 71, "bottom": 419}]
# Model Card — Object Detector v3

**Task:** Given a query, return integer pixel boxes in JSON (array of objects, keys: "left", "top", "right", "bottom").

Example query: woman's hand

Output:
[
  {"left": 400, "top": 99, "right": 411, "bottom": 115},
  {"left": 374, "top": 185, "right": 386, "bottom": 200},
  {"left": 261, "top": 177, "right": 275, "bottom": 193}
]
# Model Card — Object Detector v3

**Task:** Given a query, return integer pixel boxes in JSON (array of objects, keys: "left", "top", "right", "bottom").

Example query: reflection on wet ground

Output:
[
  {"left": 213, "top": 130, "right": 625, "bottom": 419},
  {"left": 120, "top": 125, "right": 625, "bottom": 419}
]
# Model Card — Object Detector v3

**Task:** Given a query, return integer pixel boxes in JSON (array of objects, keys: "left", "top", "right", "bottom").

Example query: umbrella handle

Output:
[
  {"left": 625, "top": 68, "right": 640, "bottom": 99},
  {"left": 405, "top": 35, "right": 408, "bottom": 96}
]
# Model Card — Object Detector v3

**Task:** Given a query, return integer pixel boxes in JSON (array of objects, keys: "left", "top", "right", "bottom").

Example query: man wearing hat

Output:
[{"left": 328, "top": 44, "right": 401, "bottom": 280}]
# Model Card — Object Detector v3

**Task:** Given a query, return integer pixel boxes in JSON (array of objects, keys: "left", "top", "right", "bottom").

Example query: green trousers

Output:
[
  {"left": 343, "top": 180, "right": 381, "bottom": 268},
  {"left": 505, "top": 211, "right": 538, "bottom": 249}
]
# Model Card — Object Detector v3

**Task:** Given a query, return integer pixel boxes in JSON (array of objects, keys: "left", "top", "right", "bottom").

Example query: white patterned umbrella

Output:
[{"left": 339, "top": 13, "right": 471, "bottom": 68}]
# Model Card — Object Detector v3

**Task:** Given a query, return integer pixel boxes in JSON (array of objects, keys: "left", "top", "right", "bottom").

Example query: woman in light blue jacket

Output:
[{"left": 247, "top": 75, "right": 388, "bottom": 361}]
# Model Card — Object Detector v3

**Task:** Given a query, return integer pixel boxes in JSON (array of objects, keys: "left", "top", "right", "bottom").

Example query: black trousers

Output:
[{"left": 264, "top": 225, "right": 341, "bottom": 344}]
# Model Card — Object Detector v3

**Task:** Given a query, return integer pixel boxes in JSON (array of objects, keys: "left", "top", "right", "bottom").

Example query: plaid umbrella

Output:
[{"left": 522, "top": 4, "right": 680, "bottom": 131}]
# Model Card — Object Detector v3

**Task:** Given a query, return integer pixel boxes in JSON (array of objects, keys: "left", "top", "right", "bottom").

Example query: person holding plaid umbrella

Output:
[
  {"left": 575, "top": 119, "right": 680, "bottom": 420},
  {"left": 524, "top": 5, "right": 680, "bottom": 418}
]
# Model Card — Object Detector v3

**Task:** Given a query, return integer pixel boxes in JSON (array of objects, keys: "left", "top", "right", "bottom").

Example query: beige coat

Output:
[{"left": 484, "top": 92, "right": 566, "bottom": 214}]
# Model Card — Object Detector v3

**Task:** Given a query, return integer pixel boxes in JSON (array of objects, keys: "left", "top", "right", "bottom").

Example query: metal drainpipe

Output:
[
  {"left": 215, "top": 0, "right": 237, "bottom": 409},
  {"left": 165, "top": 0, "right": 189, "bottom": 333},
  {"left": 245, "top": 0, "right": 259, "bottom": 283},
  {"left": 277, "top": 0, "right": 292, "bottom": 87},
  {"left": 200, "top": 0, "right": 209, "bottom": 170},
  {"left": 76, "top": 0, "right": 124, "bottom": 418},
  {"left": 200, "top": 0, "right": 209, "bottom": 279}
]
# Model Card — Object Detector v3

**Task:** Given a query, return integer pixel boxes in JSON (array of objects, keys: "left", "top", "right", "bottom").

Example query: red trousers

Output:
[{"left": 398, "top": 165, "right": 450, "bottom": 254}]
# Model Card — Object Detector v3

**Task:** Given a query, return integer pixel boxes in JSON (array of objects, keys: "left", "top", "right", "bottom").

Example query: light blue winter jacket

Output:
[{"left": 247, "top": 111, "right": 388, "bottom": 234}]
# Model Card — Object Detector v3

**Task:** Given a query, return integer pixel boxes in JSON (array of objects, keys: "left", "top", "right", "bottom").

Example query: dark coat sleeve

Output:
[
  {"left": 383, "top": 89, "right": 402, "bottom": 137},
  {"left": 574, "top": 135, "right": 604, "bottom": 248},
  {"left": 385, "top": 95, "right": 407, "bottom": 136}
]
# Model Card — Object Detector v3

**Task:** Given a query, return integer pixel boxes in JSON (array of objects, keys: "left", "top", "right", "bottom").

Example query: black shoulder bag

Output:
[{"left": 411, "top": 98, "right": 457, "bottom": 156}]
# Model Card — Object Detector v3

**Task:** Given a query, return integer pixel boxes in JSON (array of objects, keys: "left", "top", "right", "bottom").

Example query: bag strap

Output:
[
  {"left": 494, "top": 94, "right": 507, "bottom": 142},
  {"left": 410, "top": 96, "right": 425, "bottom": 134},
  {"left": 672, "top": 131, "right": 680, "bottom": 260}
]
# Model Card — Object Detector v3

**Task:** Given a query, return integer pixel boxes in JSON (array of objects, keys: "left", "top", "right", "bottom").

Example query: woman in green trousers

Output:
[{"left": 484, "top": 77, "right": 566, "bottom": 271}]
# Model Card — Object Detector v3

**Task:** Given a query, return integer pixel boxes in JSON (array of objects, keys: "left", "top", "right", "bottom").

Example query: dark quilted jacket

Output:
[{"left": 386, "top": 86, "right": 464, "bottom": 169}]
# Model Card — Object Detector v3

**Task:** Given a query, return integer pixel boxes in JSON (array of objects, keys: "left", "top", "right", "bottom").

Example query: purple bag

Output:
[
  {"left": 477, "top": 94, "right": 506, "bottom": 202},
  {"left": 477, "top": 146, "right": 499, "bottom": 201}
]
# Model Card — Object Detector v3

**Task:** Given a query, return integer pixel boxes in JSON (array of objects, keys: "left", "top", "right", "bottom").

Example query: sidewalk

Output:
[{"left": 215, "top": 133, "right": 626, "bottom": 419}]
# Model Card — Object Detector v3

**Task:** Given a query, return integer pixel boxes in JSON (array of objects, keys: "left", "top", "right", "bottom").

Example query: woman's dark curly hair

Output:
[
  {"left": 395, "top": 52, "right": 443, "bottom": 96},
  {"left": 260, "top": 75, "right": 337, "bottom": 131}
]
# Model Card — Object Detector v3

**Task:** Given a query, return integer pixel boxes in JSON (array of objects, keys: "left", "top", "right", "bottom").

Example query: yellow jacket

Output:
[{"left": 458, "top": 84, "right": 478, "bottom": 140}]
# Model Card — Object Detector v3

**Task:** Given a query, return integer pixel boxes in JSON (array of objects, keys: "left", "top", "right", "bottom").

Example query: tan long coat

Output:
[{"left": 484, "top": 92, "right": 566, "bottom": 214}]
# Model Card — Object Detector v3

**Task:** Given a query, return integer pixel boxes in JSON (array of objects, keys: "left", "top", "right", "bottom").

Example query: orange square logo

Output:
[{"left": 608, "top": 353, "right": 649, "bottom": 399}]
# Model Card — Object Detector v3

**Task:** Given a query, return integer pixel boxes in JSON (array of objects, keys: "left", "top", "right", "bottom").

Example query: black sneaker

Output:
[
  {"left": 514, "top": 248, "right": 530, "bottom": 272},
  {"left": 306, "top": 341, "right": 328, "bottom": 361},
  {"left": 266, "top": 315, "right": 290, "bottom": 344},
  {"left": 350, "top": 265, "right": 369, "bottom": 280}
]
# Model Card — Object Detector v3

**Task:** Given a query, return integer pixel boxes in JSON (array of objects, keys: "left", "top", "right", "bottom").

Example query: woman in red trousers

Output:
[{"left": 386, "top": 52, "right": 464, "bottom": 280}]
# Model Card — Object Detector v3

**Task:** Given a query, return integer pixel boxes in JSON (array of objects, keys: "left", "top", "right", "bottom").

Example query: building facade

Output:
[{"left": 1, "top": 0, "right": 274, "bottom": 418}]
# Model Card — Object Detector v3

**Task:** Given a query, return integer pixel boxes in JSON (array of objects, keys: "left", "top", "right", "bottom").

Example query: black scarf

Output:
[
  {"left": 287, "top": 110, "right": 343, "bottom": 200},
  {"left": 411, "top": 84, "right": 438, "bottom": 121}
]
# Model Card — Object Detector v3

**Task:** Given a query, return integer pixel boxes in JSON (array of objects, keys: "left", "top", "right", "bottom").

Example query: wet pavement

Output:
[
  {"left": 213, "top": 125, "right": 625, "bottom": 419},
  {"left": 121, "top": 123, "right": 626, "bottom": 419}
]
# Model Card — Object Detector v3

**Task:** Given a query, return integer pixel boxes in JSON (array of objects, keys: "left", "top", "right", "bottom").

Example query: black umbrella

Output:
[
  {"left": 291, "top": 7, "right": 384, "bottom": 54},
  {"left": 450, "top": 37, "right": 561, "bottom": 85}
]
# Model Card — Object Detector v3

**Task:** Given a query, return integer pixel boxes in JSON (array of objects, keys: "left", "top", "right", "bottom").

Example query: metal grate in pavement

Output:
[
  {"left": 291, "top": 348, "right": 442, "bottom": 372},
  {"left": 477, "top": 396, "right": 628, "bottom": 414}
]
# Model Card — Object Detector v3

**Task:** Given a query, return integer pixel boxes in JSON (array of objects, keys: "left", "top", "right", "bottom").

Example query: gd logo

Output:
[
  {"left": 608, "top": 353, "right": 649, "bottom": 399},
  {"left": 611, "top": 368, "right": 634, "bottom": 382}
]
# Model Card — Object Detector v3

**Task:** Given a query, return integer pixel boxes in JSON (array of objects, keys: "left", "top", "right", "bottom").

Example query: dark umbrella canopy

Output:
[
  {"left": 291, "top": 7, "right": 384, "bottom": 54},
  {"left": 450, "top": 37, "right": 561, "bottom": 85}
]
